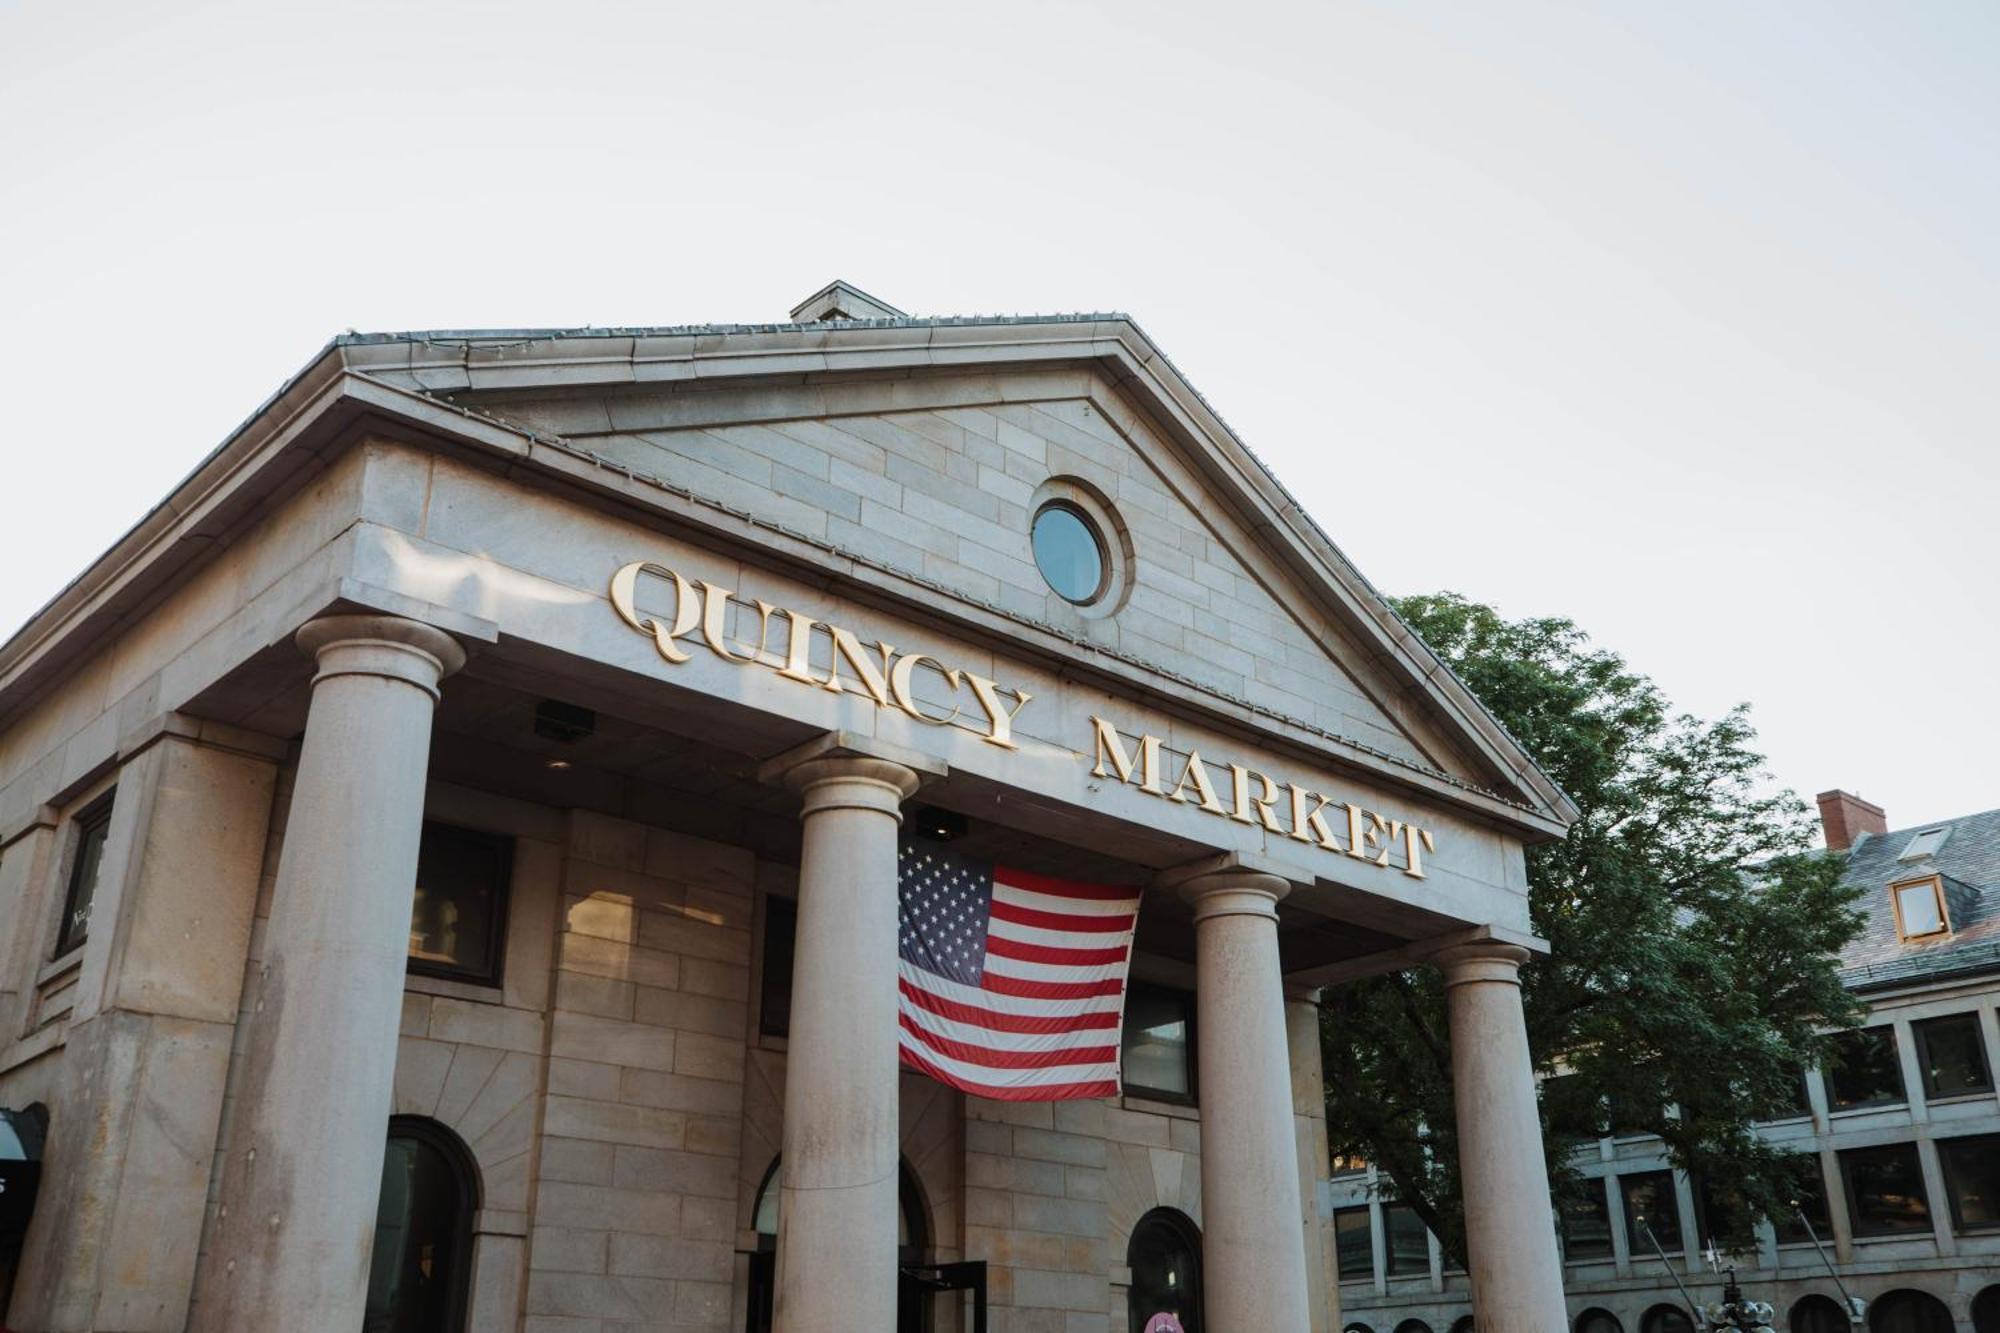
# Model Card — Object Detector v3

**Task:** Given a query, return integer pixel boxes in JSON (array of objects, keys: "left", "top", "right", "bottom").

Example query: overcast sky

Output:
[{"left": 3, "top": 1, "right": 1994, "bottom": 833}]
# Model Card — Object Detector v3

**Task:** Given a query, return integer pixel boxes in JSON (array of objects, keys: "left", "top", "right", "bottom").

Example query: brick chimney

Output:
[{"left": 1817, "top": 789, "right": 1887, "bottom": 851}]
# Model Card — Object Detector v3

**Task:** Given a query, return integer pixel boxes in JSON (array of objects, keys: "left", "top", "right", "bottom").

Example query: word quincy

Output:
[
  {"left": 1089, "top": 718, "right": 1436, "bottom": 878},
  {"left": 610, "top": 561, "right": 1033, "bottom": 748}
]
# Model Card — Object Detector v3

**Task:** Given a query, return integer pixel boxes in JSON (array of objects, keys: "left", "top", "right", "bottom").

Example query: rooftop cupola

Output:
[{"left": 789, "top": 279, "right": 906, "bottom": 322}]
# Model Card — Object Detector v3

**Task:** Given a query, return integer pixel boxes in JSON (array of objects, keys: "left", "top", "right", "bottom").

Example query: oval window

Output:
[{"left": 1031, "top": 503, "right": 1107, "bottom": 604}]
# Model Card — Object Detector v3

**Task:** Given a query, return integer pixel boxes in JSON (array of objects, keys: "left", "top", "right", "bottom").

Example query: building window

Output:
[
  {"left": 53, "top": 792, "right": 114, "bottom": 958},
  {"left": 1912, "top": 1013, "right": 1993, "bottom": 1099},
  {"left": 1864, "top": 1290, "right": 1952, "bottom": 1333},
  {"left": 1939, "top": 1133, "right": 2000, "bottom": 1233},
  {"left": 1759, "top": 1064, "right": 1813, "bottom": 1122},
  {"left": 1381, "top": 1203, "right": 1429, "bottom": 1277},
  {"left": 1120, "top": 983, "right": 1195, "bottom": 1103},
  {"left": 1770, "top": 1164, "right": 1834, "bottom": 1245},
  {"left": 365, "top": 1117, "right": 477, "bottom": 1333},
  {"left": 1971, "top": 1286, "right": 2000, "bottom": 1333},
  {"left": 1393, "top": 1322, "right": 1434, "bottom": 1333},
  {"left": 1620, "top": 1171, "right": 1682, "bottom": 1257},
  {"left": 758, "top": 895, "right": 797, "bottom": 1038},
  {"left": 1558, "top": 1183, "right": 1614, "bottom": 1261},
  {"left": 1787, "top": 1294, "right": 1852, "bottom": 1333},
  {"left": 1126, "top": 1208, "right": 1203, "bottom": 1333},
  {"left": 1031, "top": 502, "right": 1109, "bottom": 605},
  {"left": 1890, "top": 876, "right": 1949, "bottom": 940},
  {"left": 1574, "top": 1311, "right": 1625, "bottom": 1333},
  {"left": 1837, "top": 1143, "right": 1931, "bottom": 1236},
  {"left": 408, "top": 823, "right": 512, "bottom": 985},
  {"left": 1640, "top": 1306, "right": 1696, "bottom": 1333},
  {"left": 1333, "top": 1207, "right": 1373, "bottom": 1282},
  {"left": 1825, "top": 1027, "right": 1905, "bottom": 1110}
]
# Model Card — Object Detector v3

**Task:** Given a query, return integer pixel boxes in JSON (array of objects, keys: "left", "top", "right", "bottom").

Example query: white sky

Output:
[{"left": 3, "top": 1, "right": 1994, "bottom": 832}]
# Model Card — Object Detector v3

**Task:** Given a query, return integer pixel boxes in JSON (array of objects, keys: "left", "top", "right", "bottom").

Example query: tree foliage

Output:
[{"left": 1322, "top": 592, "right": 1865, "bottom": 1261}]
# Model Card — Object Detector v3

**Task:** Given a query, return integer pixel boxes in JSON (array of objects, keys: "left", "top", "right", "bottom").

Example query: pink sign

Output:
[{"left": 1144, "top": 1316, "right": 1186, "bottom": 1333}]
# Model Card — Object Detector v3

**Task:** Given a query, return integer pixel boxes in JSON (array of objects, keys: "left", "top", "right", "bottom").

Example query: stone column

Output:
[
  {"left": 1179, "top": 870, "right": 1312, "bottom": 1333},
  {"left": 193, "top": 615, "right": 463, "bottom": 1331},
  {"left": 1435, "top": 941, "right": 1567, "bottom": 1333},
  {"left": 1286, "top": 987, "right": 1340, "bottom": 1333},
  {"left": 764, "top": 747, "right": 924, "bottom": 1333}
]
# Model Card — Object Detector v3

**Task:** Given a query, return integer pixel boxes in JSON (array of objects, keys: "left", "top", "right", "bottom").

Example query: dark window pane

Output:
[
  {"left": 1576, "top": 1310, "right": 1625, "bottom": 1333},
  {"left": 1771, "top": 1165, "right": 1834, "bottom": 1245},
  {"left": 1788, "top": 1294, "right": 1853, "bottom": 1333},
  {"left": 55, "top": 796, "right": 114, "bottom": 957},
  {"left": 1641, "top": 1306, "right": 1696, "bottom": 1333},
  {"left": 365, "top": 1123, "right": 471, "bottom": 1333},
  {"left": 1914, "top": 1015, "right": 1993, "bottom": 1099},
  {"left": 1559, "top": 1184, "right": 1614, "bottom": 1261},
  {"left": 1125, "top": 1209, "right": 1202, "bottom": 1333},
  {"left": 1121, "top": 984, "right": 1194, "bottom": 1101},
  {"left": 1940, "top": 1134, "right": 2000, "bottom": 1233},
  {"left": 1621, "top": 1171, "right": 1682, "bottom": 1257},
  {"left": 408, "top": 823, "right": 511, "bottom": 984},
  {"left": 1031, "top": 504, "right": 1106, "bottom": 604},
  {"left": 1691, "top": 1175, "right": 1757, "bottom": 1253},
  {"left": 1839, "top": 1143, "right": 1931, "bottom": 1236},
  {"left": 1334, "top": 1207, "right": 1373, "bottom": 1281},
  {"left": 1826, "top": 1028, "right": 1905, "bottom": 1109},
  {"left": 1382, "top": 1203, "right": 1429, "bottom": 1277},
  {"left": 1759, "top": 1064, "right": 1813, "bottom": 1122},
  {"left": 759, "top": 896, "right": 796, "bottom": 1038},
  {"left": 1865, "top": 1290, "right": 1952, "bottom": 1333}
]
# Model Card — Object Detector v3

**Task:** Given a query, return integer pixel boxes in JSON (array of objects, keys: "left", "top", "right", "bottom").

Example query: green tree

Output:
[{"left": 1322, "top": 592, "right": 1864, "bottom": 1262}]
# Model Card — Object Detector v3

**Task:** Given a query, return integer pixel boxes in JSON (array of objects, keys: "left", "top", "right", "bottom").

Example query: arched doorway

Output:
[
  {"left": 364, "top": 1116, "right": 478, "bottom": 1333},
  {"left": 1393, "top": 1321, "right": 1435, "bottom": 1333},
  {"left": 1790, "top": 1294, "right": 1852, "bottom": 1332},
  {"left": 749, "top": 1156, "right": 931, "bottom": 1333},
  {"left": 1867, "top": 1290, "right": 1952, "bottom": 1333},
  {"left": 1972, "top": 1286, "right": 2000, "bottom": 1333},
  {"left": 1127, "top": 1206, "right": 1203, "bottom": 1332},
  {"left": 1641, "top": 1306, "right": 1696, "bottom": 1333},
  {"left": 1575, "top": 1310, "right": 1625, "bottom": 1333},
  {"left": 1450, "top": 1317, "right": 1475, "bottom": 1333}
]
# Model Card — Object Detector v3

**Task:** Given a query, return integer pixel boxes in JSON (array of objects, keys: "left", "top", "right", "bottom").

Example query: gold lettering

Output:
[
  {"left": 609, "top": 561, "right": 699, "bottom": 664},
  {"left": 1229, "top": 764, "right": 1284, "bottom": 832},
  {"left": 1285, "top": 784, "right": 1344, "bottom": 851},
  {"left": 1089, "top": 720, "right": 1164, "bottom": 794},
  {"left": 1400, "top": 824, "right": 1434, "bottom": 879},
  {"left": 1168, "top": 751, "right": 1227, "bottom": 814},
  {"left": 775, "top": 610, "right": 823, "bottom": 684},
  {"left": 697, "top": 582, "right": 758, "bottom": 664},
  {"left": 888, "top": 653, "right": 963, "bottom": 726},
  {"left": 965, "top": 674, "right": 1033, "bottom": 750},
  {"left": 822, "top": 627, "right": 894, "bottom": 706}
]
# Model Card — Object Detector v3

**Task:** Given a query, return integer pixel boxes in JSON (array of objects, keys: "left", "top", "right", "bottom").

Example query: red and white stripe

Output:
[{"left": 899, "top": 865, "right": 1142, "bottom": 1101}]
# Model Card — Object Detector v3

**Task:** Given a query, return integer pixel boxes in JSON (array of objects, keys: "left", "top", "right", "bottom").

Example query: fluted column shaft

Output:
[
  {"left": 771, "top": 755, "right": 921, "bottom": 1333},
  {"left": 1437, "top": 942, "right": 1567, "bottom": 1333},
  {"left": 1182, "top": 871, "right": 1312, "bottom": 1333},
  {"left": 194, "top": 615, "right": 463, "bottom": 1330}
]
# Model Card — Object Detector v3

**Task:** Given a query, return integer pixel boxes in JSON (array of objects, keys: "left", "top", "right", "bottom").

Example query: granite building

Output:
[
  {"left": 1330, "top": 792, "right": 2000, "bottom": 1333},
  {"left": 0, "top": 283, "right": 1576, "bottom": 1333}
]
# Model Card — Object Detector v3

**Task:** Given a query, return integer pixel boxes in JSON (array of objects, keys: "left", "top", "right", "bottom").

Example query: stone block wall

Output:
[
  {"left": 964, "top": 1095, "right": 1113, "bottom": 1333},
  {"left": 523, "top": 810, "right": 755, "bottom": 1333}
]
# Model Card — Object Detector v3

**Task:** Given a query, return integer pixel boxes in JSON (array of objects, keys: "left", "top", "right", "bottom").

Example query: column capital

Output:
[
  {"left": 758, "top": 731, "right": 942, "bottom": 821},
  {"left": 295, "top": 614, "right": 466, "bottom": 700},
  {"left": 1160, "top": 860, "right": 1292, "bottom": 925},
  {"left": 1431, "top": 939, "right": 1533, "bottom": 988}
]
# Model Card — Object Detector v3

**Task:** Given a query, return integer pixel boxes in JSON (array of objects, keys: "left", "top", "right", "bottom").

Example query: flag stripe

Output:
[
  {"left": 978, "top": 971, "right": 1126, "bottom": 1001},
  {"left": 989, "top": 898, "right": 1136, "bottom": 934},
  {"left": 901, "top": 979, "right": 1121, "bottom": 1033},
  {"left": 992, "top": 866, "right": 1142, "bottom": 902},
  {"left": 898, "top": 1042, "right": 1120, "bottom": 1101},
  {"left": 899, "top": 963, "right": 1124, "bottom": 1015},
  {"left": 981, "top": 952, "right": 1134, "bottom": 985},
  {"left": 900, "top": 1006, "right": 1116, "bottom": 1054},
  {"left": 993, "top": 882, "right": 1139, "bottom": 918},
  {"left": 984, "top": 934, "right": 1131, "bottom": 967}
]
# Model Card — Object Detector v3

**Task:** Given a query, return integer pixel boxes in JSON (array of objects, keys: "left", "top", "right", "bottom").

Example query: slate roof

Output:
[{"left": 1837, "top": 807, "right": 2000, "bottom": 991}]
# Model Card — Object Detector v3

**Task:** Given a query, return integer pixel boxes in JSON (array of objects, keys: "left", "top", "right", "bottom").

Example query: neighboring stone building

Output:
[
  {"left": 0, "top": 284, "right": 1578, "bottom": 1332},
  {"left": 1329, "top": 791, "right": 2000, "bottom": 1333}
]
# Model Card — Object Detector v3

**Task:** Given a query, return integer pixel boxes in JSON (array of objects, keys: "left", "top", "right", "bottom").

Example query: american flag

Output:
[{"left": 897, "top": 842, "right": 1143, "bottom": 1101}]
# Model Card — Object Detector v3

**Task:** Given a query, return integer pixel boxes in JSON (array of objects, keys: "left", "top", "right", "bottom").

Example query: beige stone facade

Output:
[{"left": 0, "top": 287, "right": 1574, "bottom": 1332}]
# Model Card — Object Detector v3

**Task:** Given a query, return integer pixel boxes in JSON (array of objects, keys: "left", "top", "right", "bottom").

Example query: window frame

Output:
[
  {"left": 1836, "top": 1142, "right": 1933, "bottom": 1238},
  {"left": 1824, "top": 1026, "right": 1907, "bottom": 1111},
  {"left": 406, "top": 821, "right": 514, "bottom": 987},
  {"left": 757, "top": 893, "right": 798, "bottom": 1040},
  {"left": 371, "top": 1115, "right": 479, "bottom": 1333},
  {"left": 1558, "top": 1181, "right": 1615, "bottom": 1263},
  {"left": 52, "top": 790, "right": 116, "bottom": 960},
  {"left": 1332, "top": 1206, "right": 1374, "bottom": 1284},
  {"left": 1119, "top": 980, "right": 1198, "bottom": 1107},
  {"left": 1938, "top": 1132, "right": 2000, "bottom": 1235},
  {"left": 1619, "top": 1171, "right": 1683, "bottom": 1260},
  {"left": 1380, "top": 1202, "right": 1431, "bottom": 1279},
  {"left": 1911, "top": 1012, "right": 1994, "bottom": 1100},
  {"left": 1030, "top": 500, "right": 1111, "bottom": 606},
  {"left": 1889, "top": 874, "right": 1950, "bottom": 941}
]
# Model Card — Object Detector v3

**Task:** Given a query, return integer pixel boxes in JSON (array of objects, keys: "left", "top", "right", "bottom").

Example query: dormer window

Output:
[
  {"left": 1890, "top": 874, "right": 1950, "bottom": 940},
  {"left": 1899, "top": 826, "right": 1950, "bottom": 862}
]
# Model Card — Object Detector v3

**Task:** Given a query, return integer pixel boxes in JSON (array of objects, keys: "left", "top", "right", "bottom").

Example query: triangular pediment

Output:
[{"left": 397, "top": 342, "right": 1560, "bottom": 822}]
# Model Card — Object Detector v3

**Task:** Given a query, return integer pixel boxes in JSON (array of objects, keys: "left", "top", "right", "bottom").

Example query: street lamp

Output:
[{"left": 1701, "top": 1269, "right": 1775, "bottom": 1333}]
